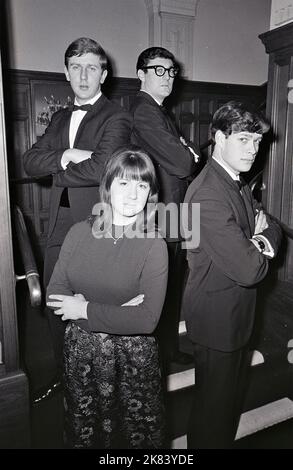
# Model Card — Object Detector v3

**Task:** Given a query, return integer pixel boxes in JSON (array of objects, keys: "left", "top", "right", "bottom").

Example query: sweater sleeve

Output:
[
  {"left": 46, "top": 223, "right": 86, "bottom": 300},
  {"left": 87, "top": 238, "right": 169, "bottom": 335}
]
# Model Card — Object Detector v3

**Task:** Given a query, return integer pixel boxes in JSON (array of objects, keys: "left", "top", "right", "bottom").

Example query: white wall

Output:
[
  {"left": 270, "top": 0, "right": 293, "bottom": 29},
  {"left": 6, "top": 0, "right": 271, "bottom": 84},
  {"left": 194, "top": 0, "right": 271, "bottom": 84},
  {"left": 7, "top": 0, "right": 148, "bottom": 77}
]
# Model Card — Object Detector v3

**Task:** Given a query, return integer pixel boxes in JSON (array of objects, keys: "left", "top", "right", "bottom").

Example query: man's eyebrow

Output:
[
  {"left": 238, "top": 132, "right": 262, "bottom": 138},
  {"left": 150, "top": 64, "right": 174, "bottom": 67}
]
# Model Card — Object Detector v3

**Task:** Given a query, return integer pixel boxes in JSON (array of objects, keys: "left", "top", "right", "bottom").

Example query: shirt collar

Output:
[
  {"left": 212, "top": 156, "right": 240, "bottom": 181},
  {"left": 140, "top": 90, "right": 162, "bottom": 106},
  {"left": 74, "top": 91, "right": 102, "bottom": 106}
]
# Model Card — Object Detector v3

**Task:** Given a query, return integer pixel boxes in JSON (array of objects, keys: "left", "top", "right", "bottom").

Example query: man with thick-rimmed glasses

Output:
[{"left": 131, "top": 47, "right": 201, "bottom": 367}]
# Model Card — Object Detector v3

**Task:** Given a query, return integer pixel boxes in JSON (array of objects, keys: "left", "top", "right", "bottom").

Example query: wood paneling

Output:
[
  {"left": 260, "top": 22, "right": 293, "bottom": 282},
  {"left": 0, "top": 371, "right": 30, "bottom": 448}
]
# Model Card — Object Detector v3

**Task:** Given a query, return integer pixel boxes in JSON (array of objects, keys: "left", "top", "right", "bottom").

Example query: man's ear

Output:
[
  {"left": 215, "top": 130, "right": 226, "bottom": 148},
  {"left": 137, "top": 69, "right": 145, "bottom": 83},
  {"left": 64, "top": 66, "right": 70, "bottom": 82},
  {"left": 100, "top": 69, "right": 108, "bottom": 84}
]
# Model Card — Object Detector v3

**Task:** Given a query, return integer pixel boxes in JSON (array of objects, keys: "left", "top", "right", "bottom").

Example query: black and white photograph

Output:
[{"left": 0, "top": 0, "right": 292, "bottom": 455}]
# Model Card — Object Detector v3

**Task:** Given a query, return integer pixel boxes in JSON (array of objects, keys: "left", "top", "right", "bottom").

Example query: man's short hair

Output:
[
  {"left": 64, "top": 37, "right": 108, "bottom": 70},
  {"left": 136, "top": 47, "right": 176, "bottom": 72},
  {"left": 211, "top": 101, "right": 270, "bottom": 141}
]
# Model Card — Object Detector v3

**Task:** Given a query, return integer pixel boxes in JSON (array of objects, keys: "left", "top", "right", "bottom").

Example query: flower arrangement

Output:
[{"left": 36, "top": 94, "right": 73, "bottom": 126}]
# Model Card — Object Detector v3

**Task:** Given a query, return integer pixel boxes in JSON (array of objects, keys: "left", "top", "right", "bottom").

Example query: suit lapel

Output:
[
  {"left": 138, "top": 91, "right": 180, "bottom": 137},
  {"left": 241, "top": 183, "right": 255, "bottom": 235},
  {"left": 60, "top": 108, "right": 71, "bottom": 147},
  {"left": 165, "top": 112, "right": 179, "bottom": 136},
  {"left": 211, "top": 160, "right": 254, "bottom": 237}
]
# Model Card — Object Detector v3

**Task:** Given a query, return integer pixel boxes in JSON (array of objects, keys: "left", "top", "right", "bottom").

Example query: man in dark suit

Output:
[
  {"left": 182, "top": 101, "right": 282, "bottom": 448},
  {"left": 131, "top": 47, "right": 201, "bottom": 365},
  {"left": 23, "top": 37, "right": 131, "bottom": 402}
]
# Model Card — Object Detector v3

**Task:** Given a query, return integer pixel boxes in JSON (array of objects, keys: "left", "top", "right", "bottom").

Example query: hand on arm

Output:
[
  {"left": 252, "top": 209, "right": 275, "bottom": 258},
  {"left": 180, "top": 136, "right": 200, "bottom": 163},
  {"left": 48, "top": 292, "right": 145, "bottom": 317},
  {"left": 251, "top": 196, "right": 282, "bottom": 258},
  {"left": 47, "top": 292, "right": 145, "bottom": 343},
  {"left": 133, "top": 104, "right": 197, "bottom": 178},
  {"left": 61, "top": 149, "right": 92, "bottom": 169},
  {"left": 47, "top": 293, "right": 88, "bottom": 321},
  {"left": 197, "top": 187, "right": 269, "bottom": 286},
  {"left": 250, "top": 237, "right": 263, "bottom": 252},
  {"left": 121, "top": 294, "right": 144, "bottom": 306},
  {"left": 254, "top": 210, "right": 268, "bottom": 234},
  {"left": 55, "top": 112, "right": 131, "bottom": 187}
]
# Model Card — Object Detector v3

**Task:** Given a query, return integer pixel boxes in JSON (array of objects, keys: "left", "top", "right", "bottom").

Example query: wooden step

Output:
[
  {"left": 171, "top": 397, "right": 293, "bottom": 448},
  {"left": 168, "top": 321, "right": 264, "bottom": 393}
]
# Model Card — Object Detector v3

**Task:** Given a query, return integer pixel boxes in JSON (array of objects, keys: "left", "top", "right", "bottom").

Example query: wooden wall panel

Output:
[
  {"left": 0, "top": 372, "right": 30, "bottom": 448},
  {"left": 260, "top": 23, "right": 293, "bottom": 282}
]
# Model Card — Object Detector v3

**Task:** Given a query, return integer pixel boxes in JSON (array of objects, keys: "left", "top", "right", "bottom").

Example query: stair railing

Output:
[{"left": 14, "top": 205, "right": 42, "bottom": 307}]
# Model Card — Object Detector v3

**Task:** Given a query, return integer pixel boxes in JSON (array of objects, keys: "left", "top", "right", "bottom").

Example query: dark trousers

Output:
[
  {"left": 44, "top": 207, "right": 74, "bottom": 377},
  {"left": 155, "top": 241, "right": 186, "bottom": 362},
  {"left": 188, "top": 343, "right": 251, "bottom": 449}
]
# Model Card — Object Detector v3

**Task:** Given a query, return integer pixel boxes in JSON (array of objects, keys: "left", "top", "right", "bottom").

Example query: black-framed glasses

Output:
[{"left": 143, "top": 65, "right": 179, "bottom": 78}]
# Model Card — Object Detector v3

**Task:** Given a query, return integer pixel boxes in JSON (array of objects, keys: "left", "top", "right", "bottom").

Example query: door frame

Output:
[
  {"left": 0, "top": 50, "right": 19, "bottom": 374},
  {"left": 0, "top": 49, "right": 30, "bottom": 449}
]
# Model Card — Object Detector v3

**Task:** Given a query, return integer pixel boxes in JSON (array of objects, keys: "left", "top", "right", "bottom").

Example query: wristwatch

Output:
[{"left": 255, "top": 238, "right": 266, "bottom": 253}]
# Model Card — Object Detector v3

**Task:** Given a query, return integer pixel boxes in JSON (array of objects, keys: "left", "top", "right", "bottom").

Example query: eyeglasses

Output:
[{"left": 143, "top": 65, "right": 179, "bottom": 78}]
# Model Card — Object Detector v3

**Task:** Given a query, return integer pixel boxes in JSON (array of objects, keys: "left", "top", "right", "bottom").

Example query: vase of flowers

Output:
[{"left": 36, "top": 95, "right": 73, "bottom": 126}]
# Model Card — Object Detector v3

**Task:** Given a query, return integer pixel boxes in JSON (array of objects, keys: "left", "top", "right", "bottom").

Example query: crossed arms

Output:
[{"left": 23, "top": 108, "right": 132, "bottom": 187}]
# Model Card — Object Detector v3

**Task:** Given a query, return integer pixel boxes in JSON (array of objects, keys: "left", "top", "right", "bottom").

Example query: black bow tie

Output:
[{"left": 69, "top": 103, "right": 93, "bottom": 112}]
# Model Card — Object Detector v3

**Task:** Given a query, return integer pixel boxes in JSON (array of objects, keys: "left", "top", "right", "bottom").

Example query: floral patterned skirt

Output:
[{"left": 63, "top": 322, "right": 166, "bottom": 449}]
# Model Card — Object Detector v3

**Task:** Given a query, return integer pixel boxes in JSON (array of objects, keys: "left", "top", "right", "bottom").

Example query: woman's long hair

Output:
[{"left": 91, "top": 147, "right": 159, "bottom": 238}]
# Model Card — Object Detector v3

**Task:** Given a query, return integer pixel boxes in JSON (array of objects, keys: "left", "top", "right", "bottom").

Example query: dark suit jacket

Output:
[
  {"left": 182, "top": 159, "right": 282, "bottom": 352},
  {"left": 24, "top": 94, "right": 131, "bottom": 237},
  {"left": 130, "top": 91, "right": 199, "bottom": 207}
]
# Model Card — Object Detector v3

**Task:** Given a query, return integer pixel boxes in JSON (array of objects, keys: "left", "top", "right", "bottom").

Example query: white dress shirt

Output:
[{"left": 61, "top": 92, "right": 102, "bottom": 169}]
